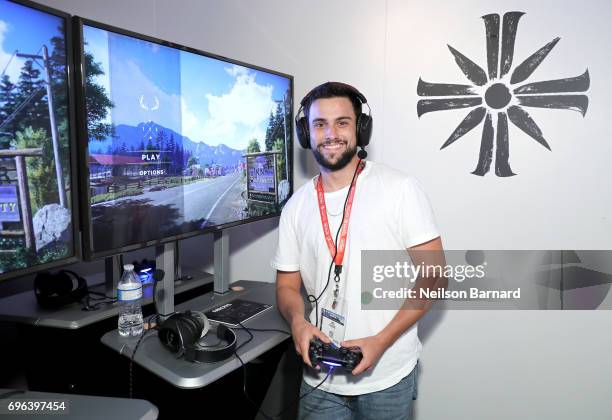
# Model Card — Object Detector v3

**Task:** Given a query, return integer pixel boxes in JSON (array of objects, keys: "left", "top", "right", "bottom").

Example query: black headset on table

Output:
[
  {"left": 157, "top": 310, "right": 237, "bottom": 363},
  {"left": 34, "top": 270, "right": 89, "bottom": 309}
]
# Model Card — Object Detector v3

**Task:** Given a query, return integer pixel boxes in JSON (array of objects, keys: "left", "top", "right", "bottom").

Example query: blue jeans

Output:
[{"left": 298, "top": 363, "right": 419, "bottom": 420}]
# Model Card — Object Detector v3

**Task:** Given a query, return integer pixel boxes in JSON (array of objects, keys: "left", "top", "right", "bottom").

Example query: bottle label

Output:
[{"left": 118, "top": 286, "right": 142, "bottom": 302}]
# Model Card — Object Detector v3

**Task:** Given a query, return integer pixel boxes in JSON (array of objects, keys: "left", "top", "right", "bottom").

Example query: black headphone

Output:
[
  {"left": 295, "top": 82, "right": 373, "bottom": 154},
  {"left": 158, "top": 311, "right": 237, "bottom": 363},
  {"left": 34, "top": 269, "right": 88, "bottom": 310}
]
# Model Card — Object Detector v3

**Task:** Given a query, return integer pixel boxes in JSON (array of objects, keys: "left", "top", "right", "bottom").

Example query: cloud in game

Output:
[
  {"left": 203, "top": 71, "right": 276, "bottom": 148},
  {"left": 180, "top": 97, "right": 199, "bottom": 140},
  {"left": 0, "top": 20, "right": 25, "bottom": 83},
  {"left": 224, "top": 64, "right": 249, "bottom": 78},
  {"left": 182, "top": 65, "right": 276, "bottom": 150}
]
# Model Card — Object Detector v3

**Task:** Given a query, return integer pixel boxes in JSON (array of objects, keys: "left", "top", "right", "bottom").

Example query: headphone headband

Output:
[{"left": 299, "top": 82, "right": 368, "bottom": 108}]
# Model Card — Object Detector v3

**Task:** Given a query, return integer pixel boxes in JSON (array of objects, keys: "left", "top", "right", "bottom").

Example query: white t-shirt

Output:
[{"left": 271, "top": 161, "right": 439, "bottom": 396}]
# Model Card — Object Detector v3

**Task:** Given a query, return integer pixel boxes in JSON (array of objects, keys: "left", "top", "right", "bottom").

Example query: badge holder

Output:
[{"left": 321, "top": 266, "right": 347, "bottom": 347}]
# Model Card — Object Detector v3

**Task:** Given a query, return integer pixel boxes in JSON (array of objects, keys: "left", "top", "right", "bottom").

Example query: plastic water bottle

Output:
[{"left": 117, "top": 264, "right": 144, "bottom": 337}]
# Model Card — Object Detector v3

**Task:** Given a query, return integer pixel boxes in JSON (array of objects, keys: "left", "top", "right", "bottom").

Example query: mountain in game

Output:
[{"left": 89, "top": 122, "right": 245, "bottom": 168}]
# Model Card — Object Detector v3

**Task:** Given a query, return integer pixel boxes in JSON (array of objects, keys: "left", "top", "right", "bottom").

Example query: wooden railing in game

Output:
[{"left": 0, "top": 148, "right": 42, "bottom": 250}]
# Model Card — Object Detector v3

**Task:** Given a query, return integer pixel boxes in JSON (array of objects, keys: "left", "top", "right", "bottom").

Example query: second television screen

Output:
[{"left": 81, "top": 22, "right": 292, "bottom": 256}]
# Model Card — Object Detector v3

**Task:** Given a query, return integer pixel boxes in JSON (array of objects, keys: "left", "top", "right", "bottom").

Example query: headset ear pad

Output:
[
  {"left": 357, "top": 112, "right": 373, "bottom": 149},
  {"left": 159, "top": 311, "right": 208, "bottom": 354},
  {"left": 56, "top": 271, "right": 77, "bottom": 294},
  {"left": 189, "top": 311, "right": 210, "bottom": 340},
  {"left": 159, "top": 314, "right": 190, "bottom": 353},
  {"left": 60, "top": 270, "right": 88, "bottom": 302},
  {"left": 295, "top": 115, "right": 311, "bottom": 149},
  {"left": 216, "top": 323, "right": 229, "bottom": 340},
  {"left": 34, "top": 272, "right": 55, "bottom": 296}
]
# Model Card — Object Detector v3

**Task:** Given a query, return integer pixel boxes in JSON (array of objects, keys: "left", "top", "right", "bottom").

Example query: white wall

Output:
[{"left": 36, "top": 1, "right": 612, "bottom": 418}]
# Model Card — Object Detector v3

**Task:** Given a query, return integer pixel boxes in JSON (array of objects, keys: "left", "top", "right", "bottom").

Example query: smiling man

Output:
[{"left": 272, "top": 82, "right": 444, "bottom": 419}]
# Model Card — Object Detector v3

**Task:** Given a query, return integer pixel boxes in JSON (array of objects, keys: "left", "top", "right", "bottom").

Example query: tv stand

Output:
[
  {"left": 213, "top": 230, "right": 230, "bottom": 294},
  {"left": 104, "top": 254, "right": 122, "bottom": 297},
  {"left": 151, "top": 230, "right": 232, "bottom": 317}
]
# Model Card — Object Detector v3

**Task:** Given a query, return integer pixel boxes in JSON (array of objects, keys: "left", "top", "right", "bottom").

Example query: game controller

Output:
[{"left": 308, "top": 337, "right": 363, "bottom": 372}]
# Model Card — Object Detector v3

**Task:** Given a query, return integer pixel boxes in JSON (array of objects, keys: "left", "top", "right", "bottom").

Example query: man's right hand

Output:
[{"left": 291, "top": 318, "right": 331, "bottom": 368}]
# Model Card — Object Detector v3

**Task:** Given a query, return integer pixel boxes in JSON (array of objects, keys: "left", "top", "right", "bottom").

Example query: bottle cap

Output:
[{"left": 123, "top": 264, "right": 134, "bottom": 271}]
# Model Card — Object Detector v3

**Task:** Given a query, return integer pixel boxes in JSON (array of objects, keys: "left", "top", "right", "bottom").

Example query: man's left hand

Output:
[{"left": 341, "top": 334, "right": 389, "bottom": 376}]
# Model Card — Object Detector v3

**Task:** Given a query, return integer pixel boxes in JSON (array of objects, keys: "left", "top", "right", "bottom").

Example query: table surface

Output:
[
  {"left": 101, "top": 280, "right": 291, "bottom": 389},
  {"left": 0, "top": 388, "right": 158, "bottom": 420},
  {"left": 0, "top": 272, "right": 213, "bottom": 329}
]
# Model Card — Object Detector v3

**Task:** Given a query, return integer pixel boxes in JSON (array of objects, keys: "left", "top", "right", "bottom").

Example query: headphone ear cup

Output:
[
  {"left": 189, "top": 311, "right": 210, "bottom": 339},
  {"left": 159, "top": 315, "right": 183, "bottom": 353},
  {"left": 56, "top": 271, "right": 76, "bottom": 294},
  {"left": 295, "top": 116, "right": 311, "bottom": 149},
  {"left": 59, "top": 270, "right": 88, "bottom": 302},
  {"left": 357, "top": 113, "right": 372, "bottom": 149},
  {"left": 34, "top": 272, "right": 54, "bottom": 294},
  {"left": 159, "top": 313, "right": 199, "bottom": 352},
  {"left": 180, "top": 313, "right": 202, "bottom": 346}
]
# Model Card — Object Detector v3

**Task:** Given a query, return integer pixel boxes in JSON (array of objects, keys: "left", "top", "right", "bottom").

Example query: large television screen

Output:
[
  {"left": 75, "top": 19, "right": 293, "bottom": 259},
  {"left": 0, "top": 0, "right": 77, "bottom": 281}
]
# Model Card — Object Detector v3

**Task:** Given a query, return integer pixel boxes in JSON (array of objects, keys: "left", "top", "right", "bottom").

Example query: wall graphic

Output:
[{"left": 417, "top": 12, "right": 590, "bottom": 177}]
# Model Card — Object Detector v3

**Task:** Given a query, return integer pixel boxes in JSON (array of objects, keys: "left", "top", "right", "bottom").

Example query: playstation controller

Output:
[{"left": 308, "top": 337, "right": 363, "bottom": 372}]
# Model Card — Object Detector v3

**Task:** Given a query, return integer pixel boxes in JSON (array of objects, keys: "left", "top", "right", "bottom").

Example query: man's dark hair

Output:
[{"left": 302, "top": 82, "right": 363, "bottom": 123}]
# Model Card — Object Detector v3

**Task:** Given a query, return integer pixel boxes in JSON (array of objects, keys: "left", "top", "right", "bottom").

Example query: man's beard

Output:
[{"left": 312, "top": 140, "right": 357, "bottom": 171}]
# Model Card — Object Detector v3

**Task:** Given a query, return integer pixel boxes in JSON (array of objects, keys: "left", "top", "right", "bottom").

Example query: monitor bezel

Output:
[
  {"left": 73, "top": 16, "right": 294, "bottom": 261},
  {"left": 0, "top": 0, "right": 81, "bottom": 283}
]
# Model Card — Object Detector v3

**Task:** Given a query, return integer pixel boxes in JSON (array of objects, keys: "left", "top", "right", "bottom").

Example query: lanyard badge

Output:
[{"left": 316, "top": 161, "right": 364, "bottom": 344}]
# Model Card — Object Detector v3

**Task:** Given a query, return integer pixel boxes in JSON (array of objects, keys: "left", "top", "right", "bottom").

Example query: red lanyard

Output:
[{"left": 316, "top": 162, "right": 364, "bottom": 274}]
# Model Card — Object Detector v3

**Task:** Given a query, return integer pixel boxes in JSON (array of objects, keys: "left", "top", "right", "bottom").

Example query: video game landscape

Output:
[
  {"left": 83, "top": 25, "right": 291, "bottom": 253},
  {"left": 0, "top": 0, "right": 73, "bottom": 274}
]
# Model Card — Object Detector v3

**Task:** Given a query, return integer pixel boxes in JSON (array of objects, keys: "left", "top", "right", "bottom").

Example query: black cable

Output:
[
  {"left": 238, "top": 327, "right": 291, "bottom": 335},
  {"left": 87, "top": 290, "right": 116, "bottom": 300},
  {"left": 308, "top": 159, "right": 363, "bottom": 329},
  {"left": 128, "top": 308, "right": 176, "bottom": 398},
  {"left": 231, "top": 322, "right": 352, "bottom": 419},
  {"left": 233, "top": 321, "right": 255, "bottom": 353},
  {"left": 234, "top": 351, "right": 274, "bottom": 420},
  {"left": 82, "top": 290, "right": 117, "bottom": 311},
  {"left": 128, "top": 314, "right": 160, "bottom": 399}
]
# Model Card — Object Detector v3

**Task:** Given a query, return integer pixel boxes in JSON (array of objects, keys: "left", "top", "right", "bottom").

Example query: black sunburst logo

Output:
[{"left": 417, "top": 12, "right": 590, "bottom": 177}]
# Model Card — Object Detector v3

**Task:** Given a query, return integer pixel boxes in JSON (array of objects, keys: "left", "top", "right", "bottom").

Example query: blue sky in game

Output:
[
  {"left": 0, "top": 0, "right": 64, "bottom": 84},
  {"left": 84, "top": 24, "right": 290, "bottom": 150}
]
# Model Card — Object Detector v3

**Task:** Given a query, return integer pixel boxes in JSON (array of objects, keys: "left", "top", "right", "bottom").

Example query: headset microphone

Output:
[{"left": 357, "top": 148, "right": 368, "bottom": 159}]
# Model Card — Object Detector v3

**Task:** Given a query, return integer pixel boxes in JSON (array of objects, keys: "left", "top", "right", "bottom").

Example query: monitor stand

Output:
[
  {"left": 104, "top": 254, "right": 122, "bottom": 297},
  {"left": 213, "top": 230, "right": 230, "bottom": 295},
  {"left": 155, "top": 242, "right": 176, "bottom": 317},
  {"left": 153, "top": 230, "right": 232, "bottom": 318},
  {"left": 102, "top": 231, "right": 231, "bottom": 319}
]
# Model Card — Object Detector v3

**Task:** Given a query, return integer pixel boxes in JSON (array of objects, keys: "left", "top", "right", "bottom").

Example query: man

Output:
[{"left": 271, "top": 82, "right": 444, "bottom": 419}]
